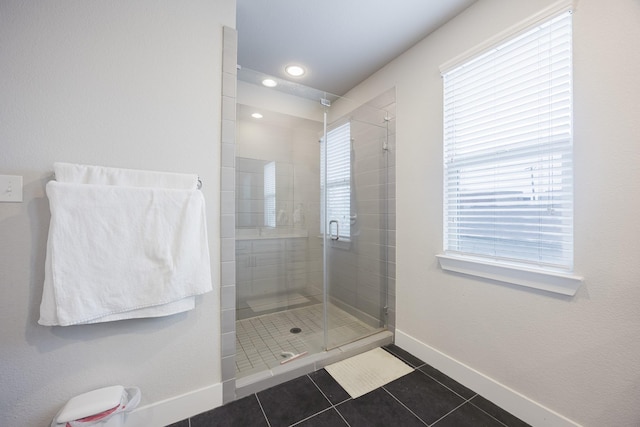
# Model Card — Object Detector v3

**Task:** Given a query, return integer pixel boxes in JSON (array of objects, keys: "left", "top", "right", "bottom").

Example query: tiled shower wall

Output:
[{"left": 220, "top": 26, "right": 237, "bottom": 404}]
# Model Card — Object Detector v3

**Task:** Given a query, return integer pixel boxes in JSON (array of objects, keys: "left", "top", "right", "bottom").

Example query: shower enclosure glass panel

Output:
[
  {"left": 323, "top": 97, "right": 393, "bottom": 349},
  {"left": 235, "top": 68, "right": 394, "bottom": 377}
]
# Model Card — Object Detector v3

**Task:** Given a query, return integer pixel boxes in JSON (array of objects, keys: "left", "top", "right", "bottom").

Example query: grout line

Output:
[
  {"left": 414, "top": 367, "right": 476, "bottom": 401},
  {"left": 307, "top": 372, "right": 353, "bottom": 426},
  {"left": 334, "top": 406, "right": 352, "bottom": 427},
  {"left": 288, "top": 407, "right": 337, "bottom": 427},
  {"left": 307, "top": 373, "right": 335, "bottom": 406},
  {"left": 308, "top": 373, "right": 353, "bottom": 409},
  {"left": 332, "top": 399, "right": 355, "bottom": 427},
  {"left": 466, "top": 395, "right": 517, "bottom": 427},
  {"left": 381, "top": 346, "right": 419, "bottom": 367},
  {"left": 380, "top": 386, "right": 429, "bottom": 426},
  {"left": 429, "top": 400, "right": 468, "bottom": 427},
  {"left": 254, "top": 393, "right": 272, "bottom": 427},
  {"left": 372, "top": 359, "right": 478, "bottom": 427}
]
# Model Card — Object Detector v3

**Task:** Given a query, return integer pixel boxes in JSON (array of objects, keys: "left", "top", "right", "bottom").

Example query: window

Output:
[
  {"left": 321, "top": 122, "right": 351, "bottom": 240},
  {"left": 439, "top": 9, "right": 582, "bottom": 294},
  {"left": 264, "top": 161, "right": 276, "bottom": 228}
]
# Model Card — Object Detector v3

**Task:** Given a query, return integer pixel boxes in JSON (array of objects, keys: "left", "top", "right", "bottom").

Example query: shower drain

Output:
[{"left": 289, "top": 327, "right": 302, "bottom": 334}]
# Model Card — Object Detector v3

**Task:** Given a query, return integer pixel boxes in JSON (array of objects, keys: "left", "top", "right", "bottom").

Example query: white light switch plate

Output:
[{"left": 0, "top": 175, "right": 23, "bottom": 202}]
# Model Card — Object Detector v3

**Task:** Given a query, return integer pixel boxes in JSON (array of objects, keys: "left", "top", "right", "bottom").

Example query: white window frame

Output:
[{"left": 438, "top": 2, "right": 582, "bottom": 296}]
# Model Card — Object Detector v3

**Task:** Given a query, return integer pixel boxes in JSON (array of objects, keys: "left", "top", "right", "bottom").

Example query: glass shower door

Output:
[
  {"left": 235, "top": 67, "right": 395, "bottom": 374},
  {"left": 322, "top": 94, "right": 394, "bottom": 350}
]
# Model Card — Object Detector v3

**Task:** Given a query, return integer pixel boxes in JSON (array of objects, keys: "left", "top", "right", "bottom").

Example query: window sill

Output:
[{"left": 436, "top": 254, "right": 583, "bottom": 296}]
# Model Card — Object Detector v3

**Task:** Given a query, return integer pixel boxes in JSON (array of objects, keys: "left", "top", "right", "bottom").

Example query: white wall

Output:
[
  {"left": 0, "top": 1, "right": 235, "bottom": 426},
  {"left": 343, "top": 0, "right": 640, "bottom": 425}
]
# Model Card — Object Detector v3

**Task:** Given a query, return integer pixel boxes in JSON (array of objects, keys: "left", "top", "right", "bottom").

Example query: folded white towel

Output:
[
  {"left": 39, "top": 181, "right": 212, "bottom": 326},
  {"left": 53, "top": 162, "right": 198, "bottom": 190}
]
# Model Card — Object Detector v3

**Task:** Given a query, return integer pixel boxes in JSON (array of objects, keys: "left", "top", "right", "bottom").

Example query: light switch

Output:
[{"left": 0, "top": 175, "right": 23, "bottom": 202}]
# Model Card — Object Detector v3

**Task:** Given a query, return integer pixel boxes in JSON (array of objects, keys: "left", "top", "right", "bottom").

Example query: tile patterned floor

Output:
[
  {"left": 236, "top": 303, "right": 379, "bottom": 377},
  {"left": 168, "top": 344, "right": 531, "bottom": 427}
]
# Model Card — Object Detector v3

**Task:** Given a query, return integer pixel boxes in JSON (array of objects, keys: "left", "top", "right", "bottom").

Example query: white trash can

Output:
[{"left": 51, "top": 385, "right": 141, "bottom": 427}]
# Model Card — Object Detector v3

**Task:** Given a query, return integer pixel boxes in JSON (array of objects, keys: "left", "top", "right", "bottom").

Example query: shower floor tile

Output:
[{"left": 235, "top": 303, "right": 379, "bottom": 377}]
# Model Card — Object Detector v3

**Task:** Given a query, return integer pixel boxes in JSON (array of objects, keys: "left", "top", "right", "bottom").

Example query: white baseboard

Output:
[
  {"left": 124, "top": 383, "right": 223, "bottom": 427},
  {"left": 395, "top": 330, "right": 581, "bottom": 427}
]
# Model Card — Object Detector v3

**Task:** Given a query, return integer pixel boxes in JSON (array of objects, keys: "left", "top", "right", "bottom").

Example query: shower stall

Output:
[{"left": 234, "top": 68, "right": 396, "bottom": 384}]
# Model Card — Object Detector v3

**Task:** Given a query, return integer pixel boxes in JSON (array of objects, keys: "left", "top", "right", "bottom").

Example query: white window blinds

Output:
[
  {"left": 264, "top": 161, "right": 276, "bottom": 228},
  {"left": 442, "top": 11, "right": 574, "bottom": 270},
  {"left": 321, "top": 122, "right": 351, "bottom": 239}
]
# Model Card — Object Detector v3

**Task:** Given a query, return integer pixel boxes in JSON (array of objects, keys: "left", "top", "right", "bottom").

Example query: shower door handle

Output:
[{"left": 329, "top": 220, "right": 339, "bottom": 240}]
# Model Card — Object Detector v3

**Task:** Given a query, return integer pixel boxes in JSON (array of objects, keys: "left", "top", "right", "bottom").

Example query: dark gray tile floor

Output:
[{"left": 167, "top": 344, "right": 531, "bottom": 427}]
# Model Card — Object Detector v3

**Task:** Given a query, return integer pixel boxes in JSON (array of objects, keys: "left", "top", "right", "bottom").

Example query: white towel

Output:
[
  {"left": 53, "top": 162, "right": 199, "bottom": 189},
  {"left": 39, "top": 181, "right": 212, "bottom": 326}
]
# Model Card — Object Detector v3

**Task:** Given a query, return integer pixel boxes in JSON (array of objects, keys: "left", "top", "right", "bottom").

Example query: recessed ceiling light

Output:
[
  {"left": 251, "top": 113, "right": 263, "bottom": 119},
  {"left": 262, "top": 78, "right": 277, "bottom": 87},
  {"left": 285, "top": 65, "right": 305, "bottom": 77}
]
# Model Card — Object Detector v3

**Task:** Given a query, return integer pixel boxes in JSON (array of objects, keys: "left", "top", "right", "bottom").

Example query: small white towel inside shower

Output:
[{"left": 38, "top": 163, "right": 212, "bottom": 326}]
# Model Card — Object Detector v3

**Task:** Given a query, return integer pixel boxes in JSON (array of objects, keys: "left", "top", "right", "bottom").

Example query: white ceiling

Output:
[{"left": 236, "top": 0, "right": 477, "bottom": 96}]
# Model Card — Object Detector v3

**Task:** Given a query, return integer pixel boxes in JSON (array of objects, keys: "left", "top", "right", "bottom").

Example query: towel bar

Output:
[{"left": 49, "top": 172, "right": 203, "bottom": 190}]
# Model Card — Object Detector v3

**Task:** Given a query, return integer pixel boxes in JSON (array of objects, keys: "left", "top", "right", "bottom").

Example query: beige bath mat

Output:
[{"left": 325, "top": 347, "right": 413, "bottom": 398}]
